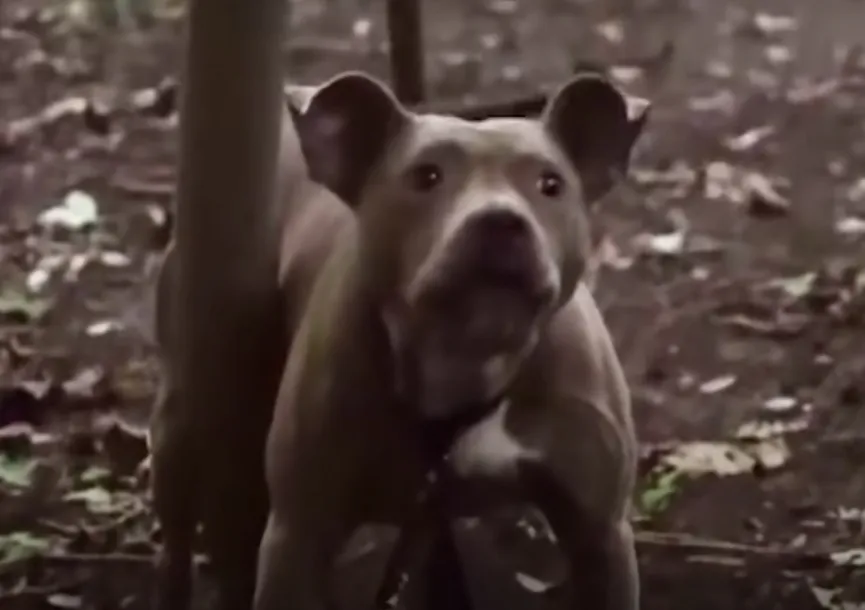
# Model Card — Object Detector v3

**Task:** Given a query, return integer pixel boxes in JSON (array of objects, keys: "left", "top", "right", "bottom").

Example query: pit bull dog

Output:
[{"left": 252, "top": 71, "right": 649, "bottom": 610}]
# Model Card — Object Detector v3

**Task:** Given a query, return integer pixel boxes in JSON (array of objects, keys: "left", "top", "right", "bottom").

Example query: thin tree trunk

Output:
[{"left": 173, "top": 0, "right": 287, "bottom": 385}]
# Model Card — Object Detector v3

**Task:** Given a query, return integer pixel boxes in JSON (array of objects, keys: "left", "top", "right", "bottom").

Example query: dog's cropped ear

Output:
[
  {"left": 542, "top": 73, "right": 650, "bottom": 203},
  {"left": 288, "top": 72, "right": 410, "bottom": 207}
]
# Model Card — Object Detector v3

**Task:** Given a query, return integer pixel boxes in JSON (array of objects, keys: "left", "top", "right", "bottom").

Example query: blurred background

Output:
[{"left": 1, "top": 0, "right": 865, "bottom": 608}]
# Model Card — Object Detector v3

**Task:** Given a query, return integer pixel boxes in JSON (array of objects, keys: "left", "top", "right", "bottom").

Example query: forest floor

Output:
[{"left": 2, "top": 0, "right": 865, "bottom": 608}]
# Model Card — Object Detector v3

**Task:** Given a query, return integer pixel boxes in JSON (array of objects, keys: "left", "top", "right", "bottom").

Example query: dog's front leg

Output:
[
  {"left": 254, "top": 396, "right": 362, "bottom": 610},
  {"left": 255, "top": 502, "right": 355, "bottom": 610},
  {"left": 522, "top": 464, "right": 638, "bottom": 610}
]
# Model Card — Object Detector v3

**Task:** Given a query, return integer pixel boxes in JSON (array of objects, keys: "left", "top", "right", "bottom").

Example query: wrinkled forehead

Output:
[{"left": 389, "top": 114, "right": 567, "bottom": 168}]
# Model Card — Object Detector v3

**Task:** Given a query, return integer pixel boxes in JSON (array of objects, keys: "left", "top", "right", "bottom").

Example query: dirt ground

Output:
[{"left": 2, "top": 0, "right": 865, "bottom": 608}]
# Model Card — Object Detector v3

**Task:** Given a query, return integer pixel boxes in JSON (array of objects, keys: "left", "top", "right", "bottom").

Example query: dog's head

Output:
[{"left": 291, "top": 72, "right": 648, "bottom": 418}]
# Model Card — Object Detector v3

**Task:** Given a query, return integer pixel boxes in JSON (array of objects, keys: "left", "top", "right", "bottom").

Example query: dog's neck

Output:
[
  {"left": 333, "top": 223, "right": 512, "bottom": 460},
  {"left": 379, "top": 310, "right": 507, "bottom": 461}
]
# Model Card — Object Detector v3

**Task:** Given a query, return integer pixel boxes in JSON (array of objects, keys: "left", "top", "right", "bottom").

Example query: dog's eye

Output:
[
  {"left": 407, "top": 163, "right": 443, "bottom": 192},
  {"left": 537, "top": 170, "right": 564, "bottom": 198}
]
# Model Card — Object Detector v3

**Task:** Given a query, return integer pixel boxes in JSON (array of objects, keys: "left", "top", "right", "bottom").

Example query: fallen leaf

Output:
[
  {"left": 0, "top": 453, "right": 37, "bottom": 487},
  {"left": 765, "top": 45, "right": 793, "bottom": 65},
  {"left": 688, "top": 90, "right": 736, "bottom": 113},
  {"left": 847, "top": 178, "right": 865, "bottom": 203},
  {"left": 831, "top": 548, "right": 865, "bottom": 567},
  {"left": 63, "top": 486, "right": 114, "bottom": 512},
  {"left": 79, "top": 465, "right": 111, "bottom": 484},
  {"left": 767, "top": 272, "right": 817, "bottom": 299},
  {"left": 735, "top": 416, "right": 810, "bottom": 440},
  {"left": 47, "top": 593, "right": 83, "bottom": 609},
  {"left": 724, "top": 126, "right": 775, "bottom": 152},
  {"left": 596, "top": 20, "right": 625, "bottom": 45},
  {"left": 752, "top": 13, "right": 797, "bottom": 36},
  {"left": 0, "top": 287, "right": 52, "bottom": 322},
  {"left": 352, "top": 18, "right": 372, "bottom": 39},
  {"left": 4, "top": 96, "right": 93, "bottom": 147},
  {"left": 762, "top": 395, "right": 798, "bottom": 413},
  {"left": 86, "top": 319, "right": 123, "bottom": 336},
  {"left": 486, "top": 0, "right": 517, "bottom": 16},
  {"left": 747, "top": 437, "right": 791, "bottom": 470},
  {"left": 0, "top": 422, "right": 53, "bottom": 451},
  {"left": 638, "top": 468, "right": 685, "bottom": 516},
  {"left": 594, "top": 235, "right": 634, "bottom": 272},
  {"left": 0, "top": 531, "right": 52, "bottom": 564},
  {"left": 705, "top": 60, "right": 732, "bottom": 79},
  {"left": 836, "top": 215, "right": 865, "bottom": 236},
  {"left": 98, "top": 250, "right": 131, "bottom": 268},
  {"left": 786, "top": 78, "right": 839, "bottom": 104},
  {"left": 37, "top": 190, "right": 99, "bottom": 231},
  {"left": 744, "top": 172, "right": 790, "bottom": 217},
  {"left": 662, "top": 442, "right": 752, "bottom": 476},
  {"left": 810, "top": 585, "right": 865, "bottom": 610},
  {"left": 704, "top": 161, "right": 744, "bottom": 203},
  {"left": 632, "top": 231, "right": 685, "bottom": 256},
  {"left": 515, "top": 572, "right": 556, "bottom": 594},
  {"left": 65, "top": 252, "right": 91, "bottom": 282},
  {"left": 714, "top": 311, "right": 809, "bottom": 338},
  {"left": 26, "top": 253, "right": 69, "bottom": 293},
  {"left": 836, "top": 507, "right": 865, "bottom": 522},
  {"left": 698, "top": 375, "right": 737, "bottom": 395},
  {"left": 631, "top": 161, "right": 697, "bottom": 188},
  {"left": 609, "top": 65, "right": 643, "bottom": 84},
  {"left": 145, "top": 203, "right": 169, "bottom": 228},
  {"left": 62, "top": 367, "right": 107, "bottom": 400},
  {"left": 662, "top": 439, "right": 790, "bottom": 476},
  {"left": 129, "top": 77, "right": 176, "bottom": 118}
]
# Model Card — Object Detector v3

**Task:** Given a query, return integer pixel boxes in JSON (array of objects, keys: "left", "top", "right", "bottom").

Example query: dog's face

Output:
[{"left": 291, "top": 72, "right": 648, "bottom": 418}]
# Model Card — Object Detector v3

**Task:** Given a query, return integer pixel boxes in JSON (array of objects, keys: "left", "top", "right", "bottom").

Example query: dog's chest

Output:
[{"left": 447, "top": 400, "right": 540, "bottom": 480}]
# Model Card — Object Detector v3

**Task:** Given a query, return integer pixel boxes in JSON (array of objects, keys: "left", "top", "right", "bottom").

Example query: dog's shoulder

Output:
[{"left": 526, "top": 282, "right": 632, "bottom": 428}]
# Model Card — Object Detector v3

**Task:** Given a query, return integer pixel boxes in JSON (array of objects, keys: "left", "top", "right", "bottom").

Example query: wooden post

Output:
[
  {"left": 386, "top": 0, "right": 426, "bottom": 104},
  {"left": 175, "top": 2, "right": 287, "bottom": 307},
  {"left": 171, "top": 0, "right": 288, "bottom": 602}
]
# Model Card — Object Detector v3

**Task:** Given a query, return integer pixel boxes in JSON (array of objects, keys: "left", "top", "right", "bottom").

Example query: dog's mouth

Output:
[
  {"left": 385, "top": 240, "right": 560, "bottom": 417},
  {"left": 413, "top": 247, "right": 559, "bottom": 313}
]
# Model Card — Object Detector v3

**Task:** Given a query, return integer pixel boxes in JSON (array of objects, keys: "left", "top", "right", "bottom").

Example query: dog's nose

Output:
[{"left": 466, "top": 208, "right": 531, "bottom": 242}]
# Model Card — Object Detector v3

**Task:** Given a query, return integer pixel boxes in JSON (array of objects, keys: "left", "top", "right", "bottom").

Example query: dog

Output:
[{"left": 248, "top": 70, "right": 649, "bottom": 610}]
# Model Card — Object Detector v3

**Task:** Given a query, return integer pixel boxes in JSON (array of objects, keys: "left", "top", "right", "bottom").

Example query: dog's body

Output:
[{"left": 151, "top": 72, "right": 648, "bottom": 610}]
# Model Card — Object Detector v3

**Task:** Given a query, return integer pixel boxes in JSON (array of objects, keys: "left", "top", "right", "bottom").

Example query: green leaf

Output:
[
  {"left": 64, "top": 486, "right": 115, "bottom": 512},
  {"left": 0, "top": 531, "right": 52, "bottom": 564},
  {"left": 0, "top": 287, "right": 52, "bottom": 321},
  {"left": 638, "top": 469, "right": 685, "bottom": 516},
  {"left": 64, "top": 486, "right": 137, "bottom": 514},
  {"left": 767, "top": 271, "right": 816, "bottom": 299},
  {"left": 79, "top": 465, "right": 111, "bottom": 484},
  {"left": 0, "top": 454, "right": 37, "bottom": 488}
]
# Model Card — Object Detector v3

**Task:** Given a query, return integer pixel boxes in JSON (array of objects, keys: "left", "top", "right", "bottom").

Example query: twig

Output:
[
  {"left": 635, "top": 530, "right": 831, "bottom": 566},
  {"left": 111, "top": 175, "right": 173, "bottom": 199},
  {"left": 0, "top": 551, "right": 152, "bottom": 577},
  {"left": 0, "top": 578, "right": 82, "bottom": 602}
]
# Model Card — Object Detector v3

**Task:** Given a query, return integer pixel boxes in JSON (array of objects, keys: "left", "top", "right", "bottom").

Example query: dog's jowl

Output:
[{"left": 253, "top": 71, "right": 649, "bottom": 610}]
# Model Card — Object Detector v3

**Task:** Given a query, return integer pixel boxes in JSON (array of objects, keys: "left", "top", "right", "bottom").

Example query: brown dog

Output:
[{"left": 252, "top": 71, "right": 648, "bottom": 610}]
